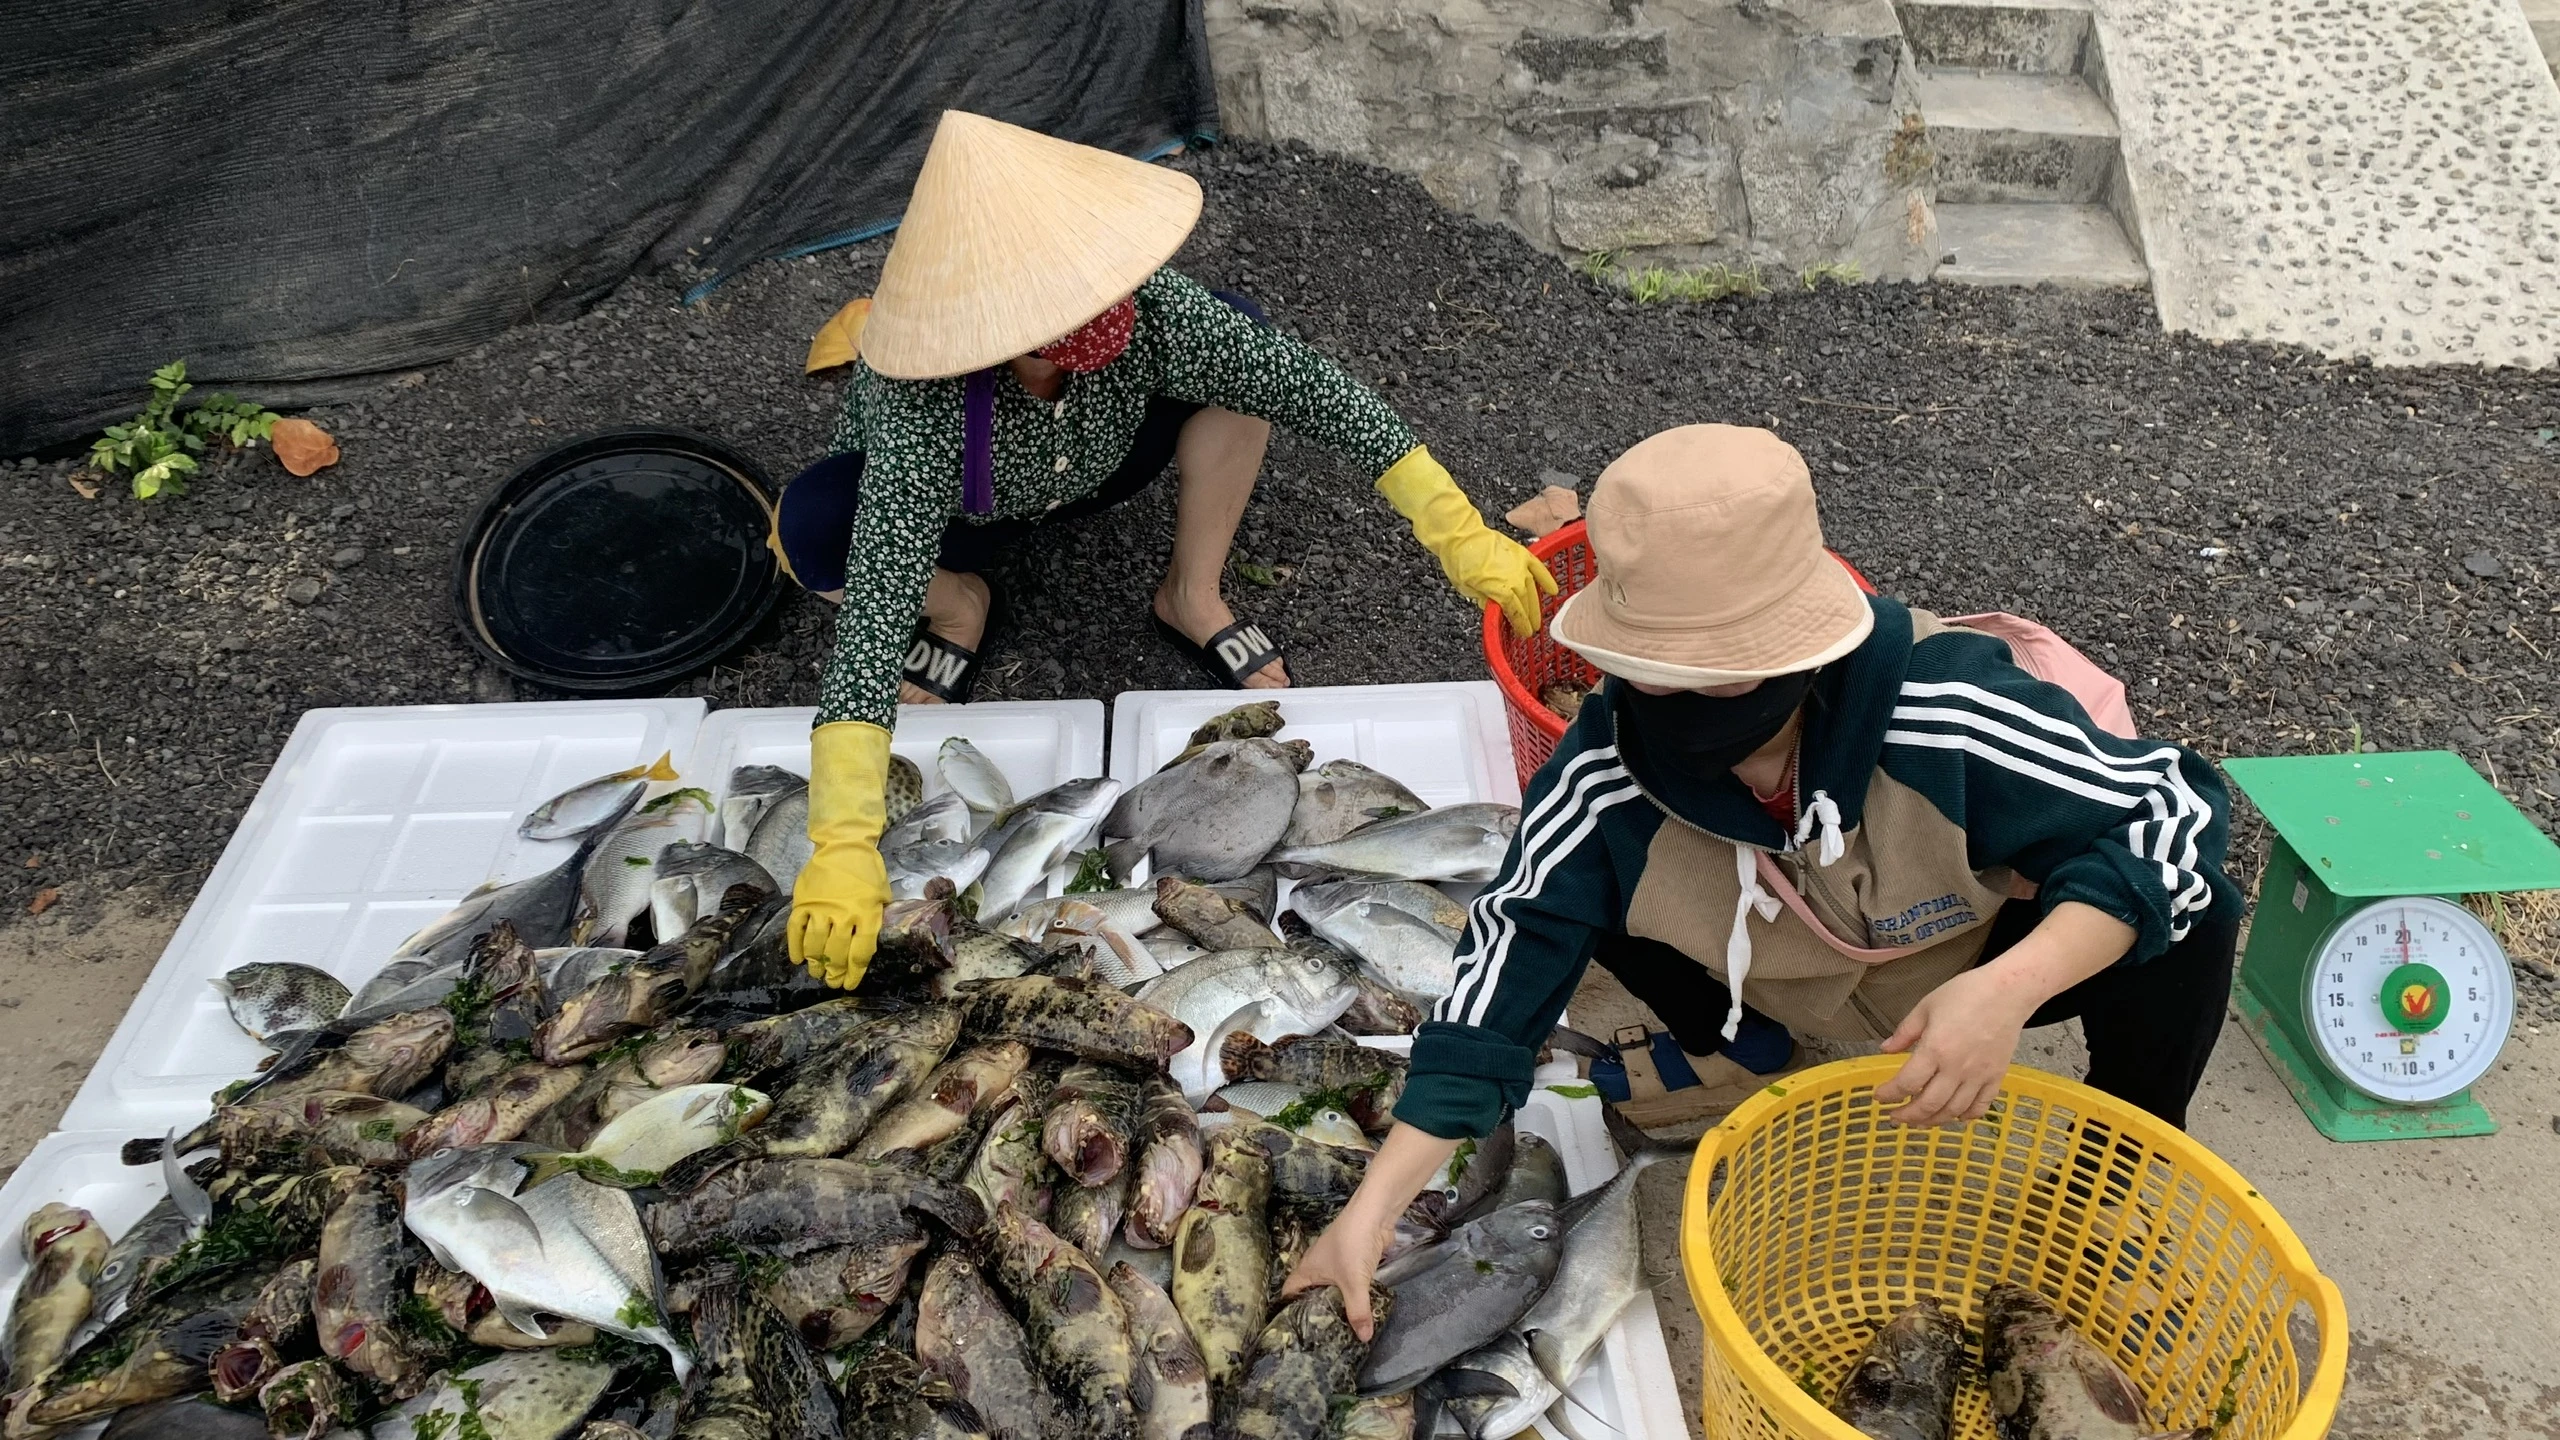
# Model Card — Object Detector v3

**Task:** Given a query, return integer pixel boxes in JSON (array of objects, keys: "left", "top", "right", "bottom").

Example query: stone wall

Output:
[{"left": 1202, "top": 0, "right": 1941, "bottom": 279}]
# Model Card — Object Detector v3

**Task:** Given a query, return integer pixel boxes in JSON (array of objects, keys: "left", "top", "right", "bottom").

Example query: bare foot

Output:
[
  {"left": 900, "top": 570, "right": 992, "bottom": 706},
  {"left": 1153, "top": 584, "right": 1289, "bottom": 688}
]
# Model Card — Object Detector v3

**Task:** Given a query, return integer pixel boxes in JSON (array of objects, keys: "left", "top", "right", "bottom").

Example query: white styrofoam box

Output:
[
  {"left": 1517, "top": 1085, "right": 1689, "bottom": 1440},
  {"left": 1107, "top": 682, "right": 1521, "bottom": 808},
  {"left": 61, "top": 700, "right": 706, "bottom": 1135},
  {"left": 688, "top": 700, "right": 1108, "bottom": 806}
]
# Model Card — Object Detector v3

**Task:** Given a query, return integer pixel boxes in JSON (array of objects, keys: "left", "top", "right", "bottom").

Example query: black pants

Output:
[{"left": 1591, "top": 899, "right": 2240, "bottom": 1129}]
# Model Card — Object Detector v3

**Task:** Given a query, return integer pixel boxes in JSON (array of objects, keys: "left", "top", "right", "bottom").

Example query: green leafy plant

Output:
[
  {"left": 1575, "top": 250, "right": 1772, "bottom": 305},
  {"left": 1064, "top": 848, "right": 1113, "bottom": 894},
  {"left": 1799, "top": 261, "right": 1864, "bottom": 291},
  {"left": 89, "top": 361, "right": 280, "bottom": 499}
]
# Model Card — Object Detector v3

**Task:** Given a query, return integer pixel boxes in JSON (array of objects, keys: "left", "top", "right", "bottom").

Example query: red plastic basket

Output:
[{"left": 1481, "top": 520, "right": 1877, "bottom": 792}]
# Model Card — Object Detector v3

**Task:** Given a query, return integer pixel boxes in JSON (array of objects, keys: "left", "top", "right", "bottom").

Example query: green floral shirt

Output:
[{"left": 814, "top": 267, "right": 1422, "bottom": 728}]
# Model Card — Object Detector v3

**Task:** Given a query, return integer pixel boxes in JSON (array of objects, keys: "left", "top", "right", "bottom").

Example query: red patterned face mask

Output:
[{"left": 1036, "top": 297, "right": 1137, "bottom": 372}]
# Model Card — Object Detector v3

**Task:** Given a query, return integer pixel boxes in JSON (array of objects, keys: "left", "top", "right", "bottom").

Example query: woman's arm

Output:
[
  {"left": 812, "top": 389, "right": 961, "bottom": 730},
  {"left": 1139, "top": 270, "right": 1421, "bottom": 477},
  {"left": 1280, "top": 1123, "right": 1459, "bottom": 1340},
  {"left": 1873, "top": 900, "right": 2134, "bottom": 1125}
]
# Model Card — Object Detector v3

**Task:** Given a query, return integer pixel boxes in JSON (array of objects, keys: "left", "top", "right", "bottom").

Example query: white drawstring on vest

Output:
[
  {"left": 1722, "top": 790, "right": 1845, "bottom": 1040},
  {"left": 1723, "top": 843, "right": 1781, "bottom": 1041},
  {"left": 1794, "top": 789, "right": 1845, "bottom": 866}
]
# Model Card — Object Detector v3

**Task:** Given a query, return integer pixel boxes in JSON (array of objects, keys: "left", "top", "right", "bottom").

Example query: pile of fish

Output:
[
  {"left": 1828, "top": 1287, "right": 2209, "bottom": 1440},
  {"left": 1, "top": 708, "right": 1664, "bottom": 1440}
]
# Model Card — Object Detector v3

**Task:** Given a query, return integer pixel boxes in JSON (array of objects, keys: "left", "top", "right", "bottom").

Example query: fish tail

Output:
[{"left": 645, "top": 752, "right": 680, "bottom": 782}]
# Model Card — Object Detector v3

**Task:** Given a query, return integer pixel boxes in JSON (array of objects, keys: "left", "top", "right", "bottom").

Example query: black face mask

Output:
[{"left": 1613, "top": 668, "right": 1818, "bottom": 777}]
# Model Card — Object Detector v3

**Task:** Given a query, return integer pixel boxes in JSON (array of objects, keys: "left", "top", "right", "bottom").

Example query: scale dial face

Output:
[{"left": 2305, "top": 895, "right": 2513, "bottom": 1103}]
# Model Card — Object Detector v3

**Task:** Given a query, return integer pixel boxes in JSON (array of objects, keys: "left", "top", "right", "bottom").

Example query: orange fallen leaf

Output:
[
  {"left": 28, "top": 887, "right": 60, "bottom": 916},
  {"left": 67, "top": 473, "right": 99, "bottom": 500},
  {"left": 271, "top": 418, "right": 341, "bottom": 476},
  {"left": 805, "top": 296, "right": 872, "bottom": 374},
  {"left": 1504, "top": 485, "right": 1582, "bottom": 538}
]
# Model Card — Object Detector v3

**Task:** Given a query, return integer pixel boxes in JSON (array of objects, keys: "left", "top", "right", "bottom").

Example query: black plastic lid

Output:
[{"left": 454, "top": 426, "right": 785, "bottom": 693}]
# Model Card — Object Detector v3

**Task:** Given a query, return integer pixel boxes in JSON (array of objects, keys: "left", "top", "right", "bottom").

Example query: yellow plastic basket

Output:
[{"left": 1679, "top": 1058, "right": 2347, "bottom": 1440}]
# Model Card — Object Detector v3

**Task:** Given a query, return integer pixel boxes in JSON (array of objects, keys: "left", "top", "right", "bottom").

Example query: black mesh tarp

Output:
[{"left": 0, "top": 0, "right": 1216, "bottom": 455}]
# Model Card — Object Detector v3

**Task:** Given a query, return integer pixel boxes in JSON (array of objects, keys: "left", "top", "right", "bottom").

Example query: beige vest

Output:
[{"left": 1621, "top": 611, "right": 2021, "bottom": 1041}]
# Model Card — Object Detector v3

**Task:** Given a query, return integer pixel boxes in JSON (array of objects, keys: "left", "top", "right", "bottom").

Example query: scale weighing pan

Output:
[{"left": 454, "top": 426, "right": 785, "bottom": 693}]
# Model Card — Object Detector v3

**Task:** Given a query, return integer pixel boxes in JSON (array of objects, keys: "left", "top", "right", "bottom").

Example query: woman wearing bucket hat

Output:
[
  {"left": 1284, "top": 423, "right": 2244, "bottom": 1340},
  {"left": 778, "top": 111, "right": 1552, "bottom": 983}
]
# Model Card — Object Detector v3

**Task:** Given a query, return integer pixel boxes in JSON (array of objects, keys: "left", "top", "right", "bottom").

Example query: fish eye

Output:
[{"left": 1530, "top": 1225, "right": 1552, "bottom": 1239}]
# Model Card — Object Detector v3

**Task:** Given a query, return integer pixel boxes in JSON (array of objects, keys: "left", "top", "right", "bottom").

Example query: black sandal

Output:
[
  {"left": 1151, "top": 612, "right": 1287, "bottom": 689},
  {"left": 904, "top": 578, "right": 1004, "bottom": 703}
]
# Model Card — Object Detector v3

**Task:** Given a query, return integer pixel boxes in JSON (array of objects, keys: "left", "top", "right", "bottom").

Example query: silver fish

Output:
[
  {"left": 1136, "top": 947, "right": 1360, "bottom": 1101},
  {"left": 1289, "top": 880, "right": 1460, "bottom": 1001},
  {"left": 1519, "top": 1152, "right": 1664, "bottom": 1391},
  {"left": 573, "top": 1083, "right": 769, "bottom": 1177},
  {"left": 370, "top": 1351, "right": 616, "bottom": 1440},
  {"left": 1359, "top": 1201, "right": 1564, "bottom": 1395},
  {"left": 645, "top": 840, "right": 776, "bottom": 942},
  {"left": 211, "top": 963, "right": 350, "bottom": 1042},
  {"left": 88, "top": 1195, "right": 195, "bottom": 1324},
  {"left": 938, "top": 737, "right": 1016, "bottom": 826},
  {"left": 1267, "top": 803, "right": 1521, "bottom": 884},
  {"left": 885, "top": 789, "right": 974, "bottom": 851},
  {"left": 719, "top": 764, "right": 806, "bottom": 852},
  {"left": 1142, "top": 932, "right": 1209, "bottom": 972},
  {"left": 1017, "top": 899, "right": 1160, "bottom": 989},
  {"left": 1281, "top": 760, "right": 1429, "bottom": 849},
  {"left": 534, "top": 947, "right": 640, "bottom": 1001},
  {"left": 744, "top": 786, "right": 814, "bottom": 898},
  {"left": 887, "top": 837, "right": 994, "bottom": 902},
  {"left": 1001, "top": 890, "right": 1163, "bottom": 941},
  {"left": 521, "top": 754, "right": 676, "bottom": 841},
  {"left": 1982, "top": 1283, "right": 2209, "bottom": 1440},
  {"left": 971, "top": 778, "right": 1123, "bottom": 919},
  {"left": 1430, "top": 1333, "right": 1559, "bottom": 1440},
  {"left": 402, "top": 1144, "right": 690, "bottom": 1380},
  {"left": 1206, "top": 1083, "right": 1373, "bottom": 1152},
  {"left": 1102, "top": 739, "right": 1302, "bottom": 882},
  {"left": 577, "top": 792, "right": 715, "bottom": 948},
  {"left": 364, "top": 785, "right": 643, "bottom": 992}
]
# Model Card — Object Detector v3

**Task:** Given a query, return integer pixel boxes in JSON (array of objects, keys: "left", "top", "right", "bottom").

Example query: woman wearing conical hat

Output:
[{"left": 777, "top": 111, "right": 1553, "bottom": 983}]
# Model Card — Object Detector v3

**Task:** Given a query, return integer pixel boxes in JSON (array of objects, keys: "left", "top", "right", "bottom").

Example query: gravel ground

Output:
[{"left": 5, "top": 139, "right": 2559, "bottom": 987}]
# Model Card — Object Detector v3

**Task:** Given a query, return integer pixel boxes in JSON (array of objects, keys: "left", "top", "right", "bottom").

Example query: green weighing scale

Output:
[{"left": 2223, "top": 751, "right": 2560, "bottom": 1141}]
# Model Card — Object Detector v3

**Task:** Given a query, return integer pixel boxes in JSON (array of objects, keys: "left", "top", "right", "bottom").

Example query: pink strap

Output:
[
  {"left": 1751, "top": 851, "right": 1905, "bottom": 964},
  {"left": 1748, "top": 851, "right": 2039, "bottom": 965}
]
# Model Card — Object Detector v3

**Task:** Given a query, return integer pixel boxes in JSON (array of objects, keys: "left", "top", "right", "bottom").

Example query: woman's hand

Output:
[
  {"left": 1282, "top": 1200, "right": 1399, "bottom": 1340},
  {"left": 1875, "top": 901, "right": 2137, "bottom": 1126},
  {"left": 1280, "top": 1122, "right": 1459, "bottom": 1339},
  {"left": 1874, "top": 965, "right": 2037, "bottom": 1126}
]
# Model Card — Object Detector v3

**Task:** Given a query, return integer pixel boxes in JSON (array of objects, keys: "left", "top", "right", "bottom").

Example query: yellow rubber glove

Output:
[
  {"left": 1375, "top": 446, "right": 1558, "bottom": 638},
  {"left": 788, "top": 720, "right": 894, "bottom": 988}
]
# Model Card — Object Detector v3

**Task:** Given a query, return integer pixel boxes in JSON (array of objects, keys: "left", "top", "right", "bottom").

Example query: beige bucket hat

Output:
[
  {"left": 857, "top": 111, "right": 1203, "bottom": 380},
  {"left": 1551, "top": 424, "right": 1873, "bottom": 687}
]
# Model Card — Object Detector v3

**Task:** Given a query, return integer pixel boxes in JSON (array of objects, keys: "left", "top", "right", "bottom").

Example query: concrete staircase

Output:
[{"left": 1898, "top": 0, "right": 2149, "bottom": 287}]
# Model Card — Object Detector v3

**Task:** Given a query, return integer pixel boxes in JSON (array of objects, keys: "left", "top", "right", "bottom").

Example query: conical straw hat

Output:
[{"left": 859, "top": 111, "right": 1203, "bottom": 380}]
